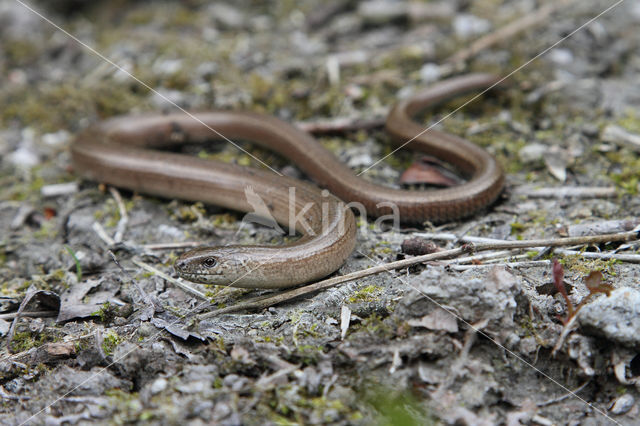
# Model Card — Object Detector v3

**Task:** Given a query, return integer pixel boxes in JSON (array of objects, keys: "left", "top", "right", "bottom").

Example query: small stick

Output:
[
  {"left": 413, "top": 232, "right": 504, "bottom": 244},
  {"left": 143, "top": 241, "right": 203, "bottom": 250},
  {"left": 448, "top": 260, "right": 551, "bottom": 271},
  {"left": 295, "top": 116, "right": 385, "bottom": 135},
  {"left": 447, "top": 249, "right": 515, "bottom": 264},
  {"left": 131, "top": 259, "right": 209, "bottom": 301},
  {"left": 92, "top": 221, "right": 115, "bottom": 246},
  {"left": 553, "top": 248, "right": 640, "bottom": 263},
  {"left": 0, "top": 310, "right": 58, "bottom": 320},
  {"left": 512, "top": 186, "right": 617, "bottom": 199},
  {"left": 108, "top": 251, "right": 155, "bottom": 311},
  {"left": 446, "top": 0, "right": 577, "bottom": 64},
  {"left": 601, "top": 124, "right": 640, "bottom": 153},
  {"left": 40, "top": 182, "right": 78, "bottom": 197},
  {"left": 550, "top": 314, "right": 579, "bottom": 357},
  {"left": 566, "top": 219, "right": 640, "bottom": 237},
  {"left": 198, "top": 230, "right": 639, "bottom": 317},
  {"left": 432, "top": 318, "right": 488, "bottom": 399},
  {"left": 537, "top": 379, "right": 590, "bottom": 406},
  {"left": 481, "top": 252, "right": 531, "bottom": 264},
  {"left": 108, "top": 187, "right": 128, "bottom": 243}
]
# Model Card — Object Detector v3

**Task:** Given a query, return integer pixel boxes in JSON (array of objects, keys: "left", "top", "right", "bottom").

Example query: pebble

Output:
[
  {"left": 452, "top": 14, "right": 490, "bottom": 38},
  {"left": 609, "top": 393, "right": 635, "bottom": 415},
  {"left": 150, "top": 377, "right": 168, "bottom": 395},
  {"left": 358, "top": 1, "right": 407, "bottom": 24},
  {"left": 549, "top": 48, "right": 574, "bottom": 65},
  {"left": 150, "top": 89, "right": 186, "bottom": 108},
  {"left": 152, "top": 58, "right": 183, "bottom": 76},
  {"left": 209, "top": 3, "right": 245, "bottom": 29},
  {"left": 158, "top": 224, "right": 185, "bottom": 239},
  {"left": 42, "top": 130, "right": 71, "bottom": 146},
  {"left": 601, "top": 124, "right": 640, "bottom": 153},
  {"left": 8, "top": 143, "right": 40, "bottom": 168},
  {"left": 579, "top": 287, "right": 640, "bottom": 349},
  {"left": 518, "top": 143, "right": 547, "bottom": 163},
  {"left": 419, "top": 63, "right": 442, "bottom": 83}
]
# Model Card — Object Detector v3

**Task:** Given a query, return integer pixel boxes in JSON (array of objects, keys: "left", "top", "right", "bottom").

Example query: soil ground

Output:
[{"left": 1, "top": 1, "right": 639, "bottom": 424}]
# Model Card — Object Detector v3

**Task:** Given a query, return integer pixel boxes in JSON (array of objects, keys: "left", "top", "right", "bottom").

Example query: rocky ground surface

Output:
[{"left": 1, "top": 0, "right": 640, "bottom": 424}]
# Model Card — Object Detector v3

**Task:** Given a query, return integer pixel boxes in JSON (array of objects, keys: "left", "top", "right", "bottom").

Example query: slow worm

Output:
[{"left": 71, "top": 73, "right": 504, "bottom": 288}]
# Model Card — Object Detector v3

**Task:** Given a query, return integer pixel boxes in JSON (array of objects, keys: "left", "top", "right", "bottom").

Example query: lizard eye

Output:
[{"left": 203, "top": 257, "right": 217, "bottom": 268}]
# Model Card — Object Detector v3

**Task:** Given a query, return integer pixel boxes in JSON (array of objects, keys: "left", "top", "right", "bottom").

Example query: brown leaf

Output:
[
  {"left": 399, "top": 156, "right": 460, "bottom": 187},
  {"left": 552, "top": 259, "right": 573, "bottom": 318},
  {"left": 584, "top": 270, "right": 614, "bottom": 296}
]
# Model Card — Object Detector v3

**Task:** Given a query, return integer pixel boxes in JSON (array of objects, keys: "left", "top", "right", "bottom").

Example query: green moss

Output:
[
  {"left": 33, "top": 220, "right": 58, "bottom": 240},
  {"left": 607, "top": 150, "right": 640, "bottom": 195},
  {"left": 91, "top": 302, "right": 114, "bottom": 323},
  {"left": 102, "top": 331, "right": 122, "bottom": 356},
  {"left": 10, "top": 331, "right": 39, "bottom": 352},
  {"left": 2, "top": 82, "right": 146, "bottom": 132},
  {"left": 213, "top": 377, "right": 223, "bottom": 389},
  {"left": 10, "top": 328, "right": 58, "bottom": 352},
  {"left": 4, "top": 38, "right": 40, "bottom": 66},
  {"left": 347, "top": 284, "right": 382, "bottom": 304},
  {"left": 356, "top": 313, "right": 393, "bottom": 338},
  {"left": 171, "top": 202, "right": 207, "bottom": 222},
  {"left": 561, "top": 255, "right": 619, "bottom": 276},
  {"left": 293, "top": 344, "right": 325, "bottom": 365},
  {"left": 510, "top": 221, "right": 527, "bottom": 236},
  {"left": 616, "top": 110, "right": 640, "bottom": 133},
  {"left": 123, "top": 8, "right": 155, "bottom": 25},
  {"left": 361, "top": 385, "right": 436, "bottom": 426}
]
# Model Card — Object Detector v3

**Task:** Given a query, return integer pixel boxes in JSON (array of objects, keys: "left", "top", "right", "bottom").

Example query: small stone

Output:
[
  {"left": 158, "top": 224, "right": 184, "bottom": 239},
  {"left": 581, "top": 123, "right": 600, "bottom": 137},
  {"left": 210, "top": 3, "right": 245, "bottom": 29},
  {"left": 152, "top": 58, "right": 183, "bottom": 76},
  {"left": 549, "top": 48, "right": 574, "bottom": 65},
  {"left": 150, "top": 89, "right": 185, "bottom": 108},
  {"left": 346, "top": 152, "right": 373, "bottom": 168},
  {"left": 137, "top": 322, "right": 155, "bottom": 338},
  {"left": 150, "top": 377, "right": 168, "bottom": 394},
  {"left": 358, "top": 1, "right": 407, "bottom": 24},
  {"left": 195, "top": 62, "right": 218, "bottom": 79},
  {"left": 601, "top": 125, "right": 640, "bottom": 153},
  {"left": 518, "top": 143, "right": 547, "bottom": 163},
  {"left": 609, "top": 393, "right": 635, "bottom": 415},
  {"left": 419, "top": 63, "right": 442, "bottom": 83},
  {"left": 579, "top": 287, "right": 640, "bottom": 349},
  {"left": 453, "top": 14, "right": 490, "bottom": 38},
  {"left": 518, "top": 336, "right": 538, "bottom": 354},
  {"left": 42, "top": 130, "right": 71, "bottom": 146}
]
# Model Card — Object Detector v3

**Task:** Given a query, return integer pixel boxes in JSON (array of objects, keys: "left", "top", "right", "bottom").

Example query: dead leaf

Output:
[
  {"left": 57, "top": 279, "right": 115, "bottom": 322},
  {"left": 400, "top": 156, "right": 461, "bottom": 187},
  {"left": 584, "top": 270, "right": 614, "bottom": 296},
  {"left": 407, "top": 308, "right": 458, "bottom": 332},
  {"left": 151, "top": 317, "right": 206, "bottom": 342},
  {"left": 340, "top": 305, "right": 351, "bottom": 340},
  {"left": 7, "top": 290, "right": 60, "bottom": 353}
]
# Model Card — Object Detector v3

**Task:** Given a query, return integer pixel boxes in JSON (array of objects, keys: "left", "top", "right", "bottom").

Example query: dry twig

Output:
[
  {"left": 198, "top": 230, "right": 638, "bottom": 317},
  {"left": 512, "top": 186, "right": 617, "bottom": 199},
  {"left": 108, "top": 187, "right": 128, "bottom": 243},
  {"left": 446, "top": 0, "right": 577, "bottom": 64},
  {"left": 132, "top": 259, "right": 209, "bottom": 301}
]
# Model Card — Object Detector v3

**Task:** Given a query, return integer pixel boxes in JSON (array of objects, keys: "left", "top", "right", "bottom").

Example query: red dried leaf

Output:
[
  {"left": 399, "top": 156, "right": 460, "bottom": 187},
  {"left": 552, "top": 259, "right": 573, "bottom": 317},
  {"left": 584, "top": 270, "right": 614, "bottom": 296},
  {"left": 584, "top": 270, "right": 603, "bottom": 288},
  {"left": 552, "top": 259, "right": 566, "bottom": 297},
  {"left": 43, "top": 206, "right": 57, "bottom": 220}
]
